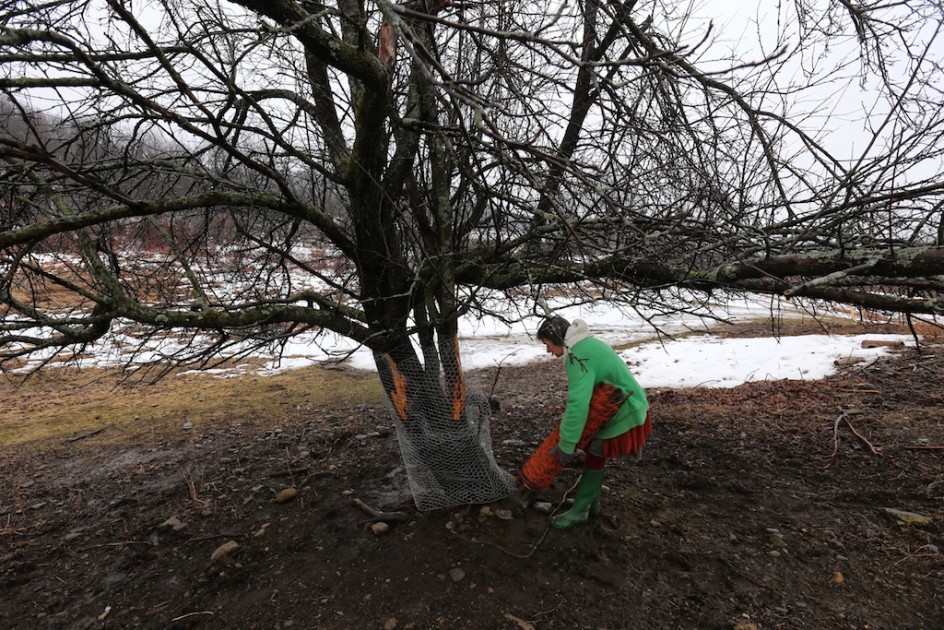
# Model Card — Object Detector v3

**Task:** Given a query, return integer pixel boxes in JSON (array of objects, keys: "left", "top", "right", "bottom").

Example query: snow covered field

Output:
[
  {"left": 9, "top": 286, "right": 920, "bottom": 389},
  {"left": 256, "top": 296, "right": 919, "bottom": 389}
]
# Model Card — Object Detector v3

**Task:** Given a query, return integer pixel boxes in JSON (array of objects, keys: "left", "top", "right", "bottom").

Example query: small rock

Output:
[
  {"left": 832, "top": 571, "right": 844, "bottom": 584},
  {"left": 502, "top": 439, "right": 526, "bottom": 447},
  {"left": 384, "top": 618, "right": 398, "bottom": 630},
  {"left": 494, "top": 509, "right": 513, "bottom": 521},
  {"left": 210, "top": 540, "right": 239, "bottom": 564},
  {"left": 182, "top": 422, "right": 193, "bottom": 430},
  {"left": 253, "top": 523, "right": 270, "bottom": 538},
  {"left": 532, "top": 502, "right": 553, "bottom": 514},
  {"left": 880, "top": 507, "right": 933, "bottom": 526},
  {"left": 159, "top": 516, "right": 186, "bottom": 532},
  {"left": 447, "top": 567, "right": 465, "bottom": 582},
  {"left": 479, "top": 506, "right": 493, "bottom": 517},
  {"left": 274, "top": 487, "right": 297, "bottom": 504},
  {"left": 63, "top": 532, "right": 81, "bottom": 542},
  {"left": 371, "top": 522, "right": 390, "bottom": 535}
]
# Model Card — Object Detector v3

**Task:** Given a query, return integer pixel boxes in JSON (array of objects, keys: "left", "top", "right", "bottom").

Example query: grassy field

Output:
[{"left": 0, "top": 364, "right": 384, "bottom": 448}]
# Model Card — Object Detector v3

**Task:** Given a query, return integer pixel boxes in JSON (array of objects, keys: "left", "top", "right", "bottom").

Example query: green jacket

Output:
[{"left": 558, "top": 320, "right": 649, "bottom": 454}]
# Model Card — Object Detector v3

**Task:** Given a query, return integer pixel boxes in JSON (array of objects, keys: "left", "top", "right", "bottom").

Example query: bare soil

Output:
[{"left": 2, "top": 323, "right": 943, "bottom": 630}]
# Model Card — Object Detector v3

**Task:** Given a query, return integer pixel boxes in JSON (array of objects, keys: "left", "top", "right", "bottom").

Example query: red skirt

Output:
[
  {"left": 599, "top": 413, "right": 652, "bottom": 459},
  {"left": 516, "top": 384, "right": 651, "bottom": 493}
]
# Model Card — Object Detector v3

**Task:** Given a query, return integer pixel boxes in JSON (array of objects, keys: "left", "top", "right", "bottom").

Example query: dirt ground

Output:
[{"left": 2, "top": 323, "right": 943, "bottom": 629}]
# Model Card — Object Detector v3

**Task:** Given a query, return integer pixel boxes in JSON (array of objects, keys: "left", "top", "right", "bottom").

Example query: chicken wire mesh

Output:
[{"left": 379, "top": 351, "right": 515, "bottom": 511}]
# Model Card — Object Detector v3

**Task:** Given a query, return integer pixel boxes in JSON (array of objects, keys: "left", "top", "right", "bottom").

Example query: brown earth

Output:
[{"left": 2, "top": 322, "right": 943, "bottom": 630}]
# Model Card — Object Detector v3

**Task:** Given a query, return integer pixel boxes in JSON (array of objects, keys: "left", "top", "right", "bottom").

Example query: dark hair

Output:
[{"left": 537, "top": 315, "right": 570, "bottom": 345}]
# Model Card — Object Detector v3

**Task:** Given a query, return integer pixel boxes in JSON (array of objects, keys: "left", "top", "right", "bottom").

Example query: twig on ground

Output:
[
  {"left": 352, "top": 497, "right": 411, "bottom": 523},
  {"left": 504, "top": 613, "right": 537, "bottom": 630},
  {"left": 66, "top": 428, "right": 104, "bottom": 443},
  {"left": 187, "top": 532, "right": 244, "bottom": 542},
  {"left": 170, "top": 610, "right": 214, "bottom": 622},
  {"left": 824, "top": 407, "right": 883, "bottom": 468},
  {"left": 269, "top": 465, "right": 311, "bottom": 477},
  {"left": 450, "top": 476, "right": 580, "bottom": 559},
  {"left": 843, "top": 415, "right": 883, "bottom": 456},
  {"left": 183, "top": 469, "right": 211, "bottom": 509},
  {"left": 488, "top": 362, "right": 504, "bottom": 400},
  {"left": 450, "top": 521, "right": 551, "bottom": 560},
  {"left": 903, "top": 445, "right": 944, "bottom": 450},
  {"left": 825, "top": 413, "right": 843, "bottom": 467},
  {"left": 77, "top": 540, "right": 154, "bottom": 552}
]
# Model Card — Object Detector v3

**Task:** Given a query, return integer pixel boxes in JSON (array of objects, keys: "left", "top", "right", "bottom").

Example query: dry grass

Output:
[{"left": 0, "top": 365, "right": 384, "bottom": 449}]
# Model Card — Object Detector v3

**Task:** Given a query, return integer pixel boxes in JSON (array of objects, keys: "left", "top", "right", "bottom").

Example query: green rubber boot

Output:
[
  {"left": 551, "top": 469, "right": 604, "bottom": 529},
  {"left": 589, "top": 495, "right": 603, "bottom": 518}
]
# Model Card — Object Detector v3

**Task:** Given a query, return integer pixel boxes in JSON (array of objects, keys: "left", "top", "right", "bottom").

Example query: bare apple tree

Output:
[{"left": 2, "top": 0, "right": 944, "bottom": 507}]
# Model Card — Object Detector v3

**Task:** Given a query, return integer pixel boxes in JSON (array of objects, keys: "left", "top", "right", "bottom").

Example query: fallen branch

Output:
[
  {"left": 504, "top": 613, "right": 537, "bottom": 630},
  {"left": 450, "top": 476, "right": 580, "bottom": 559},
  {"left": 66, "top": 428, "right": 104, "bottom": 443},
  {"left": 186, "top": 532, "right": 244, "bottom": 542},
  {"left": 170, "top": 610, "right": 214, "bottom": 622},
  {"left": 843, "top": 415, "right": 883, "bottom": 456},
  {"left": 268, "top": 465, "right": 311, "bottom": 477},
  {"left": 824, "top": 407, "right": 882, "bottom": 468},
  {"left": 78, "top": 540, "right": 153, "bottom": 552},
  {"left": 835, "top": 389, "right": 881, "bottom": 394},
  {"left": 450, "top": 522, "right": 551, "bottom": 560},
  {"left": 352, "top": 497, "right": 411, "bottom": 523}
]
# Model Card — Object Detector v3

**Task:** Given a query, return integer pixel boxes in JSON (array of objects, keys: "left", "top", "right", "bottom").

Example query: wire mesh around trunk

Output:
[{"left": 383, "top": 381, "right": 515, "bottom": 511}]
